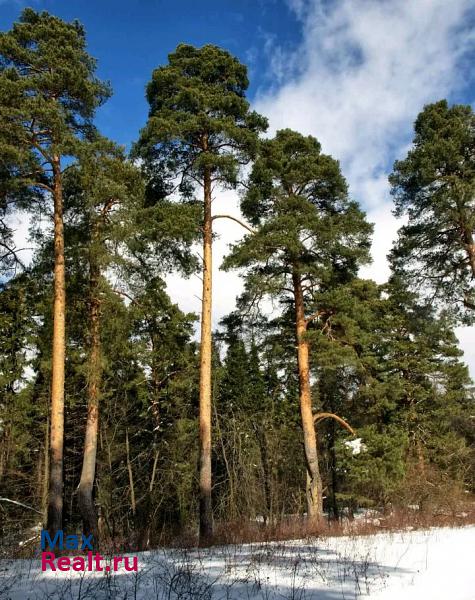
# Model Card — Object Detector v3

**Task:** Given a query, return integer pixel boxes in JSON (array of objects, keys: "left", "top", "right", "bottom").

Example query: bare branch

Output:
[
  {"left": 212, "top": 214, "right": 256, "bottom": 234},
  {"left": 0, "top": 497, "right": 43, "bottom": 515},
  {"left": 111, "top": 288, "right": 143, "bottom": 307},
  {"left": 305, "top": 309, "right": 324, "bottom": 325},
  {"left": 313, "top": 412, "right": 356, "bottom": 436}
]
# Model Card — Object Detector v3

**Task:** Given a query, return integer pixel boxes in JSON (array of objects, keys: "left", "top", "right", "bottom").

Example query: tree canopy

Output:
[
  {"left": 0, "top": 10, "right": 473, "bottom": 552},
  {"left": 390, "top": 100, "right": 475, "bottom": 322}
]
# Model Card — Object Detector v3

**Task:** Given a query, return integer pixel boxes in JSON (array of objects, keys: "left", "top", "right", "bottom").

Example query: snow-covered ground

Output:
[{"left": 0, "top": 526, "right": 473, "bottom": 599}]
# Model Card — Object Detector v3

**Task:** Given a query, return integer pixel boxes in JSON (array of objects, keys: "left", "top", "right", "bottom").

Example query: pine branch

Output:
[
  {"left": 313, "top": 412, "right": 356, "bottom": 436},
  {"left": 305, "top": 309, "right": 324, "bottom": 325},
  {"left": 212, "top": 214, "right": 256, "bottom": 234}
]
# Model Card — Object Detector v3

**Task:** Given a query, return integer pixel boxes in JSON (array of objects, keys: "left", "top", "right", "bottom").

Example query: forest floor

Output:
[{"left": 0, "top": 524, "right": 473, "bottom": 599}]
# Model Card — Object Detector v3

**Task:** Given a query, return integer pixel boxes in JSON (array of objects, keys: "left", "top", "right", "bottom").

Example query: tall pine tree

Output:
[
  {"left": 134, "top": 44, "right": 267, "bottom": 540},
  {"left": 0, "top": 9, "right": 110, "bottom": 534},
  {"left": 390, "top": 100, "right": 475, "bottom": 322},
  {"left": 225, "top": 129, "right": 372, "bottom": 523}
]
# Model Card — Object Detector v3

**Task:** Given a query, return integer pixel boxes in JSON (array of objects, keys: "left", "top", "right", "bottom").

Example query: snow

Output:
[
  {"left": 344, "top": 438, "right": 367, "bottom": 455},
  {"left": 0, "top": 526, "right": 474, "bottom": 599}
]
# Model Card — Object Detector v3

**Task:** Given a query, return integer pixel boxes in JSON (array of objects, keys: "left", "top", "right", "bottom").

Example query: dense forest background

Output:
[{"left": 0, "top": 9, "right": 474, "bottom": 552}]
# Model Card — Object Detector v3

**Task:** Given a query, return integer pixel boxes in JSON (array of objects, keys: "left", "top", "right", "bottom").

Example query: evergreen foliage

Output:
[
  {"left": 0, "top": 11, "right": 473, "bottom": 550},
  {"left": 134, "top": 42, "right": 267, "bottom": 541},
  {"left": 390, "top": 100, "right": 475, "bottom": 322}
]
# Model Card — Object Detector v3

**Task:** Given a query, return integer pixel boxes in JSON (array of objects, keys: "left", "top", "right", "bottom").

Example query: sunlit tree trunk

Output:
[
  {"left": 78, "top": 235, "right": 101, "bottom": 544},
  {"left": 47, "top": 155, "right": 66, "bottom": 536},
  {"left": 199, "top": 159, "right": 213, "bottom": 542},
  {"left": 292, "top": 270, "right": 323, "bottom": 525}
]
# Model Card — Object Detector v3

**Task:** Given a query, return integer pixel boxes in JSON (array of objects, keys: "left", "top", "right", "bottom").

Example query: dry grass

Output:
[
  {"left": 162, "top": 496, "right": 475, "bottom": 549},
  {"left": 3, "top": 495, "right": 475, "bottom": 557}
]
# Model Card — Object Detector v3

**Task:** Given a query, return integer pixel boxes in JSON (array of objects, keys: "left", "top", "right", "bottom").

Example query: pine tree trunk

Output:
[
  {"left": 138, "top": 345, "right": 161, "bottom": 551},
  {"left": 463, "top": 229, "right": 475, "bottom": 278},
  {"left": 78, "top": 247, "right": 101, "bottom": 544},
  {"left": 199, "top": 162, "right": 213, "bottom": 542},
  {"left": 42, "top": 414, "right": 49, "bottom": 520},
  {"left": 46, "top": 155, "right": 66, "bottom": 536},
  {"left": 329, "top": 419, "right": 339, "bottom": 520},
  {"left": 292, "top": 270, "right": 323, "bottom": 525},
  {"left": 125, "top": 428, "right": 136, "bottom": 515}
]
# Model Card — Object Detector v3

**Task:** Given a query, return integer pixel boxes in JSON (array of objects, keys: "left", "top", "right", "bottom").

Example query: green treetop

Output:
[
  {"left": 390, "top": 100, "right": 475, "bottom": 322},
  {"left": 134, "top": 43, "right": 267, "bottom": 195},
  {"left": 134, "top": 43, "right": 267, "bottom": 541},
  {"left": 225, "top": 128, "right": 372, "bottom": 523},
  {"left": 225, "top": 129, "right": 372, "bottom": 308},
  {"left": 0, "top": 8, "right": 110, "bottom": 194}
]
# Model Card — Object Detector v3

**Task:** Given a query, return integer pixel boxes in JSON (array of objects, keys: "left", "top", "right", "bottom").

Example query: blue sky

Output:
[
  {"left": 2, "top": 0, "right": 475, "bottom": 373},
  {"left": 1, "top": 1, "right": 474, "bottom": 177},
  {"left": 0, "top": 0, "right": 303, "bottom": 147}
]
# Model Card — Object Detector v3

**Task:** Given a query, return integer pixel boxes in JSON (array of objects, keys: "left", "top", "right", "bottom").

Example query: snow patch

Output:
[{"left": 1, "top": 526, "right": 474, "bottom": 599}]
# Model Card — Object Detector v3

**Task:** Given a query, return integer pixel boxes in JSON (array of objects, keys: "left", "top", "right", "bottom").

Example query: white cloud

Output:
[
  {"left": 359, "top": 204, "right": 401, "bottom": 284},
  {"left": 251, "top": 0, "right": 475, "bottom": 376},
  {"left": 5, "top": 1, "right": 475, "bottom": 378},
  {"left": 455, "top": 327, "right": 475, "bottom": 380},
  {"left": 8, "top": 211, "right": 34, "bottom": 269},
  {"left": 257, "top": 0, "right": 474, "bottom": 185},
  {"left": 169, "top": 0, "right": 475, "bottom": 376}
]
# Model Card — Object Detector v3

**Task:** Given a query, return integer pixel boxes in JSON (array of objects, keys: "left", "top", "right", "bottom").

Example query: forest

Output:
[{"left": 0, "top": 8, "right": 474, "bottom": 553}]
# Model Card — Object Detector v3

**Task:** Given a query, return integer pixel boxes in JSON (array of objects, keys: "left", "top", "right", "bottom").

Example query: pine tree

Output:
[
  {"left": 0, "top": 9, "right": 110, "bottom": 534},
  {"left": 125, "top": 275, "right": 198, "bottom": 547},
  {"left": 0, "top": 275, "right": 33, "bottom": 485},
  {"left": 61, "top": 137, "right": 143, "bottom": 542},
  {"left": 378, "top": 281, "right": 473, "bottom": 506},
  {"left": 225, "top": 129, "right": 372, "bottom": 523},
  {"left": 0, "top": 273, "right": 50, "bottom": 543},
  {"left": 134, "top": 44, "right": 267, "bottom": 540},
  {"left": 334, "top": 278, "right": 474, "bottom": 510},
  {"left": 389, "top": 100, "right": 475, "bottom": 322}
]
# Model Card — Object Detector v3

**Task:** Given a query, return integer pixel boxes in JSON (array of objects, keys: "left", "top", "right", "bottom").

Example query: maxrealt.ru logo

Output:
[{"left": 41, "top": 531, "right": 138, "bottom": 572}]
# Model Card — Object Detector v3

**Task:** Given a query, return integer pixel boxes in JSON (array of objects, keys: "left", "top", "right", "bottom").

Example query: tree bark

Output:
[
  {"left": 313, "top": 412, "right": 355, "bottom": 434},
  {"left": 329, "top": 419, "right": 339, "bottom": 520},
  {"left": 199, "top": 161, "right": 213, "bottom": 542},
  {"left": 463, "top": 234, "right": 475, "bottom": 279},
  {"left": 292, "top": 270, "right": 323, "bottom": 525},
  {"left": 46, "top": 155, "right": 66, "bottom": 536},
  {"left": 78, "top": 242, "right": 101, "bottom": 545},
  {"left": 42, "top": 414, "right": 49, "bottom": 520},
  {"left": 126, "top": 428, "right": 136, "bottom": 516}
]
